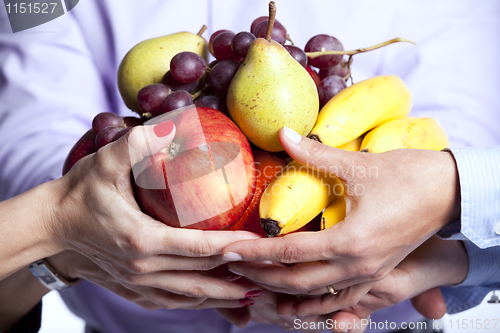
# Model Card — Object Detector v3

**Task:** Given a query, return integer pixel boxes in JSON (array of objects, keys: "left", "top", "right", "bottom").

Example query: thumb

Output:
[
  {"left": 279, "top": 127, "right": 363, "bottom": 182},
  {"left": 98, "top": 120, "right": 176, "bottom": 176}
]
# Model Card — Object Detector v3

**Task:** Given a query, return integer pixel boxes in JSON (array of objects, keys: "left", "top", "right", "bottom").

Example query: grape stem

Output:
[
  {"left": 265, "top": 1, "right": 276, "bottom": 42},
  {"left": 191, "top": 85, "right": 209, "bottom": 101},
  {"left": 286, "top": 34, "right": 294, "bottom": 45},
  {"left": 197, "top": 25, "right": 207, "bottom": 37},
  {"left": 305, "top": 38, "right": 415, "bottom": 58}
]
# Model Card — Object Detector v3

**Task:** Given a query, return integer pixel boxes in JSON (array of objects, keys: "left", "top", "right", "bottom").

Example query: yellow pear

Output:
[
  {"left": 227, "top": 38, "right": 319, "bottom": 152},
  {"left": 118, "top": 31, "right": 207, "bottom": 113}
]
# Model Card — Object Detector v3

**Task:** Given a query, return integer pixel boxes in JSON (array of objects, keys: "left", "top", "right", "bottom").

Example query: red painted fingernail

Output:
[
  {"left": 245, "top": 290, "right": 263, "bottom": 298},
  {"left": 239, "top": 298, "right": 255, "bottom": 306},
  {"left": 153, "top": 120, "right": 174, "bottom": 138}
]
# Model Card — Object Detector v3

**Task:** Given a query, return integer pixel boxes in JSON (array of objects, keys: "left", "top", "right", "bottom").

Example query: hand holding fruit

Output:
[
  {"left": 291, "top": 238, "right": 466, "bottom": 333},
  {"left": 222, "top": 127, "right": 461, "bottom": 300},
  {"left": 56, "top": 121, "right": 266, "bottom": 308}
]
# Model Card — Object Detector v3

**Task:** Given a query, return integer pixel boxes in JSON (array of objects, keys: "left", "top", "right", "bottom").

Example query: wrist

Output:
[{"left": 441, "top": 150, "right": 461, "bottom": 225}]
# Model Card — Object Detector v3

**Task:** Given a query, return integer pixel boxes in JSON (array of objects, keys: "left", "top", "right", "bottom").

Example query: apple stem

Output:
[
  {"left": 197, "top": 25, "right": 207, "bottom": 37},
  {"left": 306, "top": 38, "right": 415, "bottom": 58},
  {"left": 265, "top": 1, "right": 276, "bottom": 42}
]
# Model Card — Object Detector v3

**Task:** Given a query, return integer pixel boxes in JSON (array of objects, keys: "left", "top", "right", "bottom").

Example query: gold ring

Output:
[{"left": 327, "top": 285, "right": 339, "bottom": 295}]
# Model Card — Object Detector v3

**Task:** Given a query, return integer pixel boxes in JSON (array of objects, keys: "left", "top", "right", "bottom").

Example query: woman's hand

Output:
[
  {"left": 36, "top": 121, "right": 261, "bottom": 305},
  {"left": 222, "top": 127, "right": 461, "bottom": 297}
]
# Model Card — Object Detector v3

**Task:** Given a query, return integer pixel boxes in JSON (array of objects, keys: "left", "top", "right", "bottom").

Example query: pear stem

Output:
[
  {"left": 197, "top": 25, "right": 207, "bottom": 37},
  {"left": 265, "top": 1, "right": 276, "bottom": 42},
  {"left": 305, "top": 38, "right": 415, "bottom": 58}
]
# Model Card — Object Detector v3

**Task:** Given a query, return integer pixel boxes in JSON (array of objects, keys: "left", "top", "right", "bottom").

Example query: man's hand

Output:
[
  {"left": 48, "top": 121, "right": 263, "bottom": 307},
  {"left": 277, "top": 237, "right": 467, "bottom": 333},
  {"left": 222, "top": 127, "right": 461, "bottom": 297}
]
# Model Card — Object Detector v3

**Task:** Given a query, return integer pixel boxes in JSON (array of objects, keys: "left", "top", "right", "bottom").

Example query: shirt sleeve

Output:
[
  {"left": 441, "top": 240, "right": 500, "bottom": 314},
  {"left": 438, "top": 147, "right": 500, "bottom": 249},
  {"left": 0, "top": 8, "right": 112, "bottom": 200}
]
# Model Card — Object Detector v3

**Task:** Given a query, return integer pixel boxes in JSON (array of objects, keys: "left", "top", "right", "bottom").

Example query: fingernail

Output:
[
  {"left": 283, "top": 126, "right": 302, "bottom": 144},
  {"left": 261, "top": 260, "right": 273, "bottom": 265},
  {"left": 239, "top": 298, "right": 255, "bottom": 306},
  {"left": 223, "top": 252, "right": 242, "bottom": 261},
  {"left": 245, "top": 290, "right": 263, "bottom": 298},
  {"left": 224, "top": 273, "right": 242, "bottom": 282},
  {"left": 153, "top": 120, "right": 174, "bottom": 138}
]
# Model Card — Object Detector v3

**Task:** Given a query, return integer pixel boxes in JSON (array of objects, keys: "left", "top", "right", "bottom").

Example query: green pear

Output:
[
  {"left": 118, "top": 32, "right": 207, "bottom": 113},
  {"left": 227, "top": 38, "right": 319, "bottom": 152}
]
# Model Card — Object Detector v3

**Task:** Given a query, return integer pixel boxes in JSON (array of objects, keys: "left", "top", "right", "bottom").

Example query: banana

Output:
[
  {"left": 360, "top": 117, "right": 449, "bottom": 153},
  {"left": 260, "top": 160, "right": 342, "bottom": 237},
  {"left": 320, "top": 193, "right": 346, "bottom": 230},
  {"left": 309, "top": 75, "right": 412, "bottom": 147},
  {"left": 337, "top": 136, "right": 363, "bottom": 152}
]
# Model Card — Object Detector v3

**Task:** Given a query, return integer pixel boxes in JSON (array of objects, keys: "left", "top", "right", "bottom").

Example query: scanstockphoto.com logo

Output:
[{"left": 3, "top": 0, "right": 79, "bottom": 32}]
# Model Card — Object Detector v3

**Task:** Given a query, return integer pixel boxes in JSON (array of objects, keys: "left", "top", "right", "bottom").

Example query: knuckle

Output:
[
  {"left": 126, "top": 235, "right": 150, "bottom": 257},
  {"left": 182, "top": 284, "right": 206, "bottom": 298},
  {"left": 357, "top": 261, "right": 380, "bottom": 279},
  {"left": 127, "top": 259, "right": 150, "bottom": 274},
  {"left": 277, "top": 244, "right": 302, "bottom": 264},
  {"left": 308, "top": 141, "right": 329, "bottom": 159},
  {"left": 191, "top": 236, "right": 215, "bottom": 257}
]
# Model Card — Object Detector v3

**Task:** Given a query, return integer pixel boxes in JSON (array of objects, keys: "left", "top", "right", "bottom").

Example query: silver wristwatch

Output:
[{"left": 28, "top": 259, "right": 80, "bottom": 291}]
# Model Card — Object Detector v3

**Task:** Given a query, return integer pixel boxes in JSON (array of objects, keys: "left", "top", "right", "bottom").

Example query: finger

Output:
[
  {"left": 329, "top": 312, "right": 369, "bottom": 333},
  {"left": 216, "top": 308, "right": 251, "bottom": 328},
  {"left": 411, "top": 287, "right": 447, "bottom": 319},
  {"left": 127, "top": 270, "right": 261, "bottom": 300},
  {"left": 222, "top": 227, "right": 346, "bottom": 263},
  {"left": 188, "top": 298, "right": 255, "bottom": 310},
  {"left": 279, "top": 127, "right": 365, "bottom": 182},
  {"left": 99, "top": 120, "right": 176, "bottom": 175},
  {"left": 294, "top": 282, "right": 373, "bottom": 316},
  {"left": 127, "top": 254, "right": 227, "bottom": 273},
  {"left": 228, "top": 261, "right": 369, "bottom": 295},
  {"left": 135, "top": 224, "right": 262, "bottom": 257}
]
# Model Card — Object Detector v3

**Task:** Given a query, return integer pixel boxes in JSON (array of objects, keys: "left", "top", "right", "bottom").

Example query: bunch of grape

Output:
[
  {"left": 92, "top": 112, "right": 143, "bottom": 149},
  {"left": 135, "top": 16, "right": 349, "bottom": 121}
]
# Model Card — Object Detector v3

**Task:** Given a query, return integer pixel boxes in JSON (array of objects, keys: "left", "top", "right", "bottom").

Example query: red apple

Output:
[
  {"left": 229, "top": 150, "right": 287, "bottom": 236},
  {"left": 133, "top": 107, "right": 255, "bottom": 230},
  {"left": 62, "top": 129, "right": 97, "bottom": 175},
  {"left": 305, "top": 65, "right": 321, "bottom": 87}
]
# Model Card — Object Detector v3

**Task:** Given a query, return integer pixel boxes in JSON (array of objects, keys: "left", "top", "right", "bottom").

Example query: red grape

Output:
[
  {"left": 318, "top": 75, "right": 347, "bottom": 107},
  {"left": 209, "top": 29, "right": 232, "bottom": 56},
  {"left": 231, "top": 31, "right": 256, "bottom": 58},
  {"left": 95, "top": 126, "right": 121, "bottom": 149},
  {"left": 92, "top": 112, "right": 124, "bottom": 134},
  {"left": 251, "top": 16, "right": 269, "bottom": 34},
  {"left": 162, "top": 71, "right": 199, "bottom": 93},
  {"left": 212, "top": 32, "right": 241, "bottom": 61},
  {"left": 137, "top": 84, "right": 171, "bottom": 116},
  {"left": 170, "top": 52, "right": 207, "bottom": 83},
  {"left": 284, "top": 45, "right": 307, "bottom": 67},
  {"left": 319, "top": 60, "right": 349, "bottom": 80},
  {"left": 305, "top": 34, "right": 344, "bottom": 69},
  {"left": 253, "top": 20, "right": 287, "bottom": 44},
  {"left": 113, "top": 126, "right": 133, "bottom": 141},
  {"left": 194, "top": 95, "right": 228, "bottom": 114},
  {"left": 208, "top": 60, "right": 240, "bottom": 93},
  {"left": 162, "top": 90, "right": 193, "bottom": 113}
]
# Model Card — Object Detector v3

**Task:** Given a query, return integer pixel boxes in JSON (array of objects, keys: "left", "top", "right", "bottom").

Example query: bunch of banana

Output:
[
  {"left": 259, "top": 160, "right": 342, "bottom": 237},
  {"left": 308, "top": 75, "right": 412, "bottom": 148}
]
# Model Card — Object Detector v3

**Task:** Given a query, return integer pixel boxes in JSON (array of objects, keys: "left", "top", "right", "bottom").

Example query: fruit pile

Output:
[{"left": 64, "top": 2, "right": 450, "bottom": 238}]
